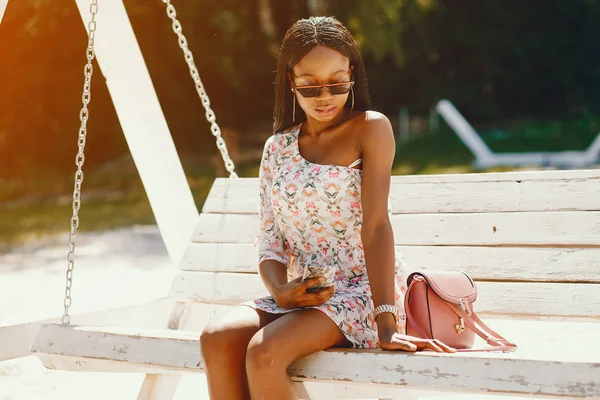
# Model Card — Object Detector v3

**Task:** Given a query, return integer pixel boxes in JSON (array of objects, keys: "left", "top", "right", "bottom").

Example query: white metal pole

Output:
[
  {"left": 73, "top": 0, "right": 199, "bottom": 266},
  {"left": 436, "top": 99, "right": 495, "bottom": 168},
  {"left": 0, "top": 0, "right": 9, "bottom": 25},
  {"left": 584, "top": 133, "right": 600, "bottom": 165}
]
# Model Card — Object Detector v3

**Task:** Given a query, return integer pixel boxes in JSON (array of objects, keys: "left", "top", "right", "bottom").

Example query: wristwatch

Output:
[{"left": 373, "top": 304, "right": 399, "bottom": 322}]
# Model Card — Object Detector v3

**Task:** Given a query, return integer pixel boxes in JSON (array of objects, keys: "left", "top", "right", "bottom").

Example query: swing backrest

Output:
[{"left": 169, "top": 170, "right": 600, "bottom": 321}]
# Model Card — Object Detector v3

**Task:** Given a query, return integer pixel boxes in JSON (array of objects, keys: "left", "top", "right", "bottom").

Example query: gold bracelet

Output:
[{"left": 373, "top": 304, "right": 399, "bottom": 322}]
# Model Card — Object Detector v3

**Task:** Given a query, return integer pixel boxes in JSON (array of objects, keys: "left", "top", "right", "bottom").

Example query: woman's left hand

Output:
[{"left": 379, "top": 331, "right": 457, "bottom": 353}]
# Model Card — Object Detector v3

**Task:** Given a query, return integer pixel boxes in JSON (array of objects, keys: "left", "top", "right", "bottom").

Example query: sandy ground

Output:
[{"left": 0, "top": 226, "right": 211, "bottom": 400}]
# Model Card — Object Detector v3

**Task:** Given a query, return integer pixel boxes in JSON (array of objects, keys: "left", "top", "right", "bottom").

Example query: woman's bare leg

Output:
[
  {"left": 200, "top": 305, "right": 281, "bottom": 400},
  {"left": 246, "top": 308, "right": 350, "bottom": 400}
]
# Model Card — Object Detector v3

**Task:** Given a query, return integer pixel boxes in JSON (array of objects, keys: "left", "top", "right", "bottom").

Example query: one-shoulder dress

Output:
[{"left": 243, "top": 124, "right": 408, "bottom": 349}]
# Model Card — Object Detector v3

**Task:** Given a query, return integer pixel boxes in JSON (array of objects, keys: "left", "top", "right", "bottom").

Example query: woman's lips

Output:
[{"left": 315, "top": 105, "right": 337, "bottom": 117}]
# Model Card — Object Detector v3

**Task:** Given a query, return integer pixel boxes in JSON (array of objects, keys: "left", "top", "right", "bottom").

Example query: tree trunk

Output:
[
  {"left": 306, "top": 0, "right": 328, "bottom": 16},
  {"left": 257, "top": 0, "right": 278, "bottom": 56}
]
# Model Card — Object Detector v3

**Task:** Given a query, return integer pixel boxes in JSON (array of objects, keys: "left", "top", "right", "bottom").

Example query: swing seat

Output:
[{"left": 32, "top": 169, "right": 600, "bottom": 399}]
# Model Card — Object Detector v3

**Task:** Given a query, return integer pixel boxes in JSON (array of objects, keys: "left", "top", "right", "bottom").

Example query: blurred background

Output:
[{"left": 2, "top": 0, "right": 600, "bottom": 251}]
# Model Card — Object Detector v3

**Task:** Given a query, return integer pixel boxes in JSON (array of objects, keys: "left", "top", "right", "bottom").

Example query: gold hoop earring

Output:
[
  {"left": 292, "top": 91, "right": 296, "bottom": 123},
  {"left": 351, "top": 87, "right": 355, "bottom": 112}
]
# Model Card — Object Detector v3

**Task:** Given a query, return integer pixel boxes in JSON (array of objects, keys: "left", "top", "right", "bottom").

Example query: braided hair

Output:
[{"left": 273, "top": 17, "right": 372, "bottom": 133}]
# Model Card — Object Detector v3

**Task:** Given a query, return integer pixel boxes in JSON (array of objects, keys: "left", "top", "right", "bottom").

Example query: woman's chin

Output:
[{"left": 309, "top": 108, "right": 345, "bottom": 123}]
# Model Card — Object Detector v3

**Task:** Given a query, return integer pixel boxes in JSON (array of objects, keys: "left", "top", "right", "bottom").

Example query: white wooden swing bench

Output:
[
  {"left": 32, "top": 170, "right": 600, "bottom": 399},
  {"left": 10, "top": 0, "right": 598, "bottom": 398}
]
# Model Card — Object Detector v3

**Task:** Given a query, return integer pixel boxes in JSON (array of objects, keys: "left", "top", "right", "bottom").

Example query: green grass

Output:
[
  {"left": 0, "top": 192, "right": 155, "bottom": 252},
  {"left": 483, "top": 116, "right": 600, "bottom": 152},
  {"left": 393, "top": 130, "right": 476, "bottom": 175},
  {"left": 0, "top": 156, "right": 260, "bottom": 253}
]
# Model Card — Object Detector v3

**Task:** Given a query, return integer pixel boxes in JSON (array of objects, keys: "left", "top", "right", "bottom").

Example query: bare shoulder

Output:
[{"left": 353, "top": 110, "right": 395, "bottom": 151}]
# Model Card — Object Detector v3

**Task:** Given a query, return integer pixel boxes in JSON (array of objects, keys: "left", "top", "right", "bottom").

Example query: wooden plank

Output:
[
  {"left": 388, "top": 178, "right": 600, "bottom": 214},
  {"left": 179, "top": 242, "right": 600, "bottom": 283},
  {"left": 29, "top": 356, "right": 581, "bottom": 400},
  {"left": 34, "top": 319, "right": 600, "bottom": 363},
  {"left": 28, "top": 355, "right": 548, "bottom": 400},
  {"left": 0, "top": 298, "right": 174, "bottom": 362},
  {"left": 136, "top": 375, "right": 182, "bottom": 400},
  {"left": 135, "top": 300, "right": 194, "bottom": 400},
  {"left": 390, "top": 211, "right": 600, "bottom": 246},
  {"left": 74, "top": 0, "right": 198, "bottom": 265},
  {"left": 168, "top": 271, "right": 600, "bottom": 318},
  {"left": 202, "top": 171, "right": 600, "bottom": 214},
  {"left": 386, "top": 168, "right": 600, "bottom": 183},
  {"left": 35, "top": 353, "right": 193, "bottom": 374},
  {"left": 192, "top": 211, "right": 600, "bottom": 246},
  {"left": 290, "top": 338, "right": 600, "bottom": 398},
  {"left": 32, "top": 322, "right": 600, "bottom": 397}
]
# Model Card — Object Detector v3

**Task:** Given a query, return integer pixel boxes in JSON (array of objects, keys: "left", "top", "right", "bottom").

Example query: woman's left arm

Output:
[
  {"left": 359, "top": 113, "right": 401, "bottom": 341},
  {"left": 360, "top": 113, "right": 455, "bottom": 353}
]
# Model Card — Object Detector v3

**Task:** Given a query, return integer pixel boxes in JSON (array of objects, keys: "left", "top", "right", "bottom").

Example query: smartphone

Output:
[{"left": 302, "top": 264, "right": 335, "bottom": 292}]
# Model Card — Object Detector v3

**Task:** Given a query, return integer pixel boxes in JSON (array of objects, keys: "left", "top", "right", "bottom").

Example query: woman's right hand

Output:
[{"left": 273, "top": 276, "right": 335, "bottom": 309}]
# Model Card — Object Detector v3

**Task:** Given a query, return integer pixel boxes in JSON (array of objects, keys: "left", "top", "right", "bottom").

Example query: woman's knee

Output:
[
  {"left": 200, "top": 318, "right": 258, "bottom": 359},
  {"left": 246, "top": 330, "right": 284, "bottom": 372},
  {"left": 200, "top": 310, "right": 260, "bottom": 356},
  {"left": 199, "top": 322, "right": 225, "bottom": 353}
]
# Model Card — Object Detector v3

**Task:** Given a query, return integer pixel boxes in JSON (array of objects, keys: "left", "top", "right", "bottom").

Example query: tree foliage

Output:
[{"left": 1, "top": 0, "right": 599, "bottom": 184}]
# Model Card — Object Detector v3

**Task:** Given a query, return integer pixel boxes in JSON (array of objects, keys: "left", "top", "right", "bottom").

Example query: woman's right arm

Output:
[
  {"left": 256, "top": 136, "right": 333, "bottom": 309},
  {"left": 258, "top": 259, "right": 288, "bottom": 296},
  {"left": 256, "top": 137, "right": 289, "bottom": 280}
]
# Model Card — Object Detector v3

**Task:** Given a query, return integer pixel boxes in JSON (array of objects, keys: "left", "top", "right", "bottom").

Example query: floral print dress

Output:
[{"left": 243, "top": 124, "right": 408, "bottom": 349}]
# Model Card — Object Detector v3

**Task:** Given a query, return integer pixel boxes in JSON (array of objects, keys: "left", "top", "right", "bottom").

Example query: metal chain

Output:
[
  {"left": 161, "top": 0, "right": 238, "bottom": 178},
  {"left": 62, "top": 0, "right": 236, "bottom": 323},
  {"left": 62, "top": 0, "right": 99, "bottom": 325}
]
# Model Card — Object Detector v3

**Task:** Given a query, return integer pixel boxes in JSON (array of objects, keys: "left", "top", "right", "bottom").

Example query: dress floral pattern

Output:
[{"left": 243, "top": 124, "right": 408, "bottom": 349}]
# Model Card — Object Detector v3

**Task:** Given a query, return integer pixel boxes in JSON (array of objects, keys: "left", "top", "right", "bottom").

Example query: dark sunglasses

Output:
[{"left": 293, "top": 81, "right": 355, "bottom": 98}]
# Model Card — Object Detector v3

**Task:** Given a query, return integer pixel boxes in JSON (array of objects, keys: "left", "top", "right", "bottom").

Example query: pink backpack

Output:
[{"left": 405, "top": 271, "right": 517, "bottom": 352}]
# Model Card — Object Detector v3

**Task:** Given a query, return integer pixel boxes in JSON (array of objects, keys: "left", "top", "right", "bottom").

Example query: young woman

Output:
[{"left": 200, "top": 16, "right": 455, "bottom": 400}]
